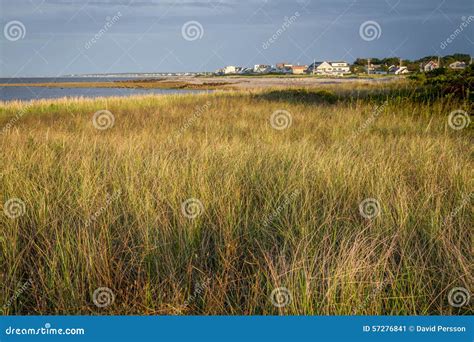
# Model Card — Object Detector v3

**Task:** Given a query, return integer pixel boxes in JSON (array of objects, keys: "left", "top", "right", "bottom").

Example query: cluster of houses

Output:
[
  {"left": 365, "top": 61, "right": 409, "bottom": 75},
  {"left": 421, "top": 60, "right": 468, "bottom": 72},
  {"left": 215, "top": 58, "right": 470, "bottom": 76},
  {"left": 367, "top": 59, "right": 470, "bottom": 75},
  {"left": 216, "top": 61, "right": 351, "bottom": 76}
]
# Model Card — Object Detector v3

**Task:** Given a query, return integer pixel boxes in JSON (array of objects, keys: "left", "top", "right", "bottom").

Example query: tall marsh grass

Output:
[{"left": 0, "top": 87, "right": 472, "bottom": 315}]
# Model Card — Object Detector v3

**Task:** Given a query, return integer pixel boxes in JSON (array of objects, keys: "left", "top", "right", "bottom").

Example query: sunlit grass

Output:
[{"left": 0, "top": 86, "right": 472, "bottom": 315}]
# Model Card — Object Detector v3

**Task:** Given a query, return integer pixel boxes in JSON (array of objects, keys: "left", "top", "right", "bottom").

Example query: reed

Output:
[{"left": 0, "top": 86, "right": 472, "bottom": 315}]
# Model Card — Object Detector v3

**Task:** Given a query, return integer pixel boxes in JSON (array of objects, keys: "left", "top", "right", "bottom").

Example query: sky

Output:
[{"left": 0, "top": 0, "right": 473, "bottom": 77}]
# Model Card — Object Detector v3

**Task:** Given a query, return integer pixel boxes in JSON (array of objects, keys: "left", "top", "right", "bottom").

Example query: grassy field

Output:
[{"left": 0, "top": 83, "right": 472, "bottom": 315}]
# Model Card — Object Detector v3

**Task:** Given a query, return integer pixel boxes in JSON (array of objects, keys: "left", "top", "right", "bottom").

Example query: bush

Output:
[
  {"left": 257, "top": 89, "right": 339, "bottom": 104},
  {"left": 414, "top": 65, "right": 474, "bottom": 101}
]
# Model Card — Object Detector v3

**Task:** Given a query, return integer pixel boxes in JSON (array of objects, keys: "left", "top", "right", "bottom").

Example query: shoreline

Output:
[{"left": 0, "top": 75, "right": 403, "bottom": 91}]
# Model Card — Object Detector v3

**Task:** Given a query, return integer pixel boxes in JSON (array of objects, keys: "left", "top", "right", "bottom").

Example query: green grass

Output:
[{"left": 0, "top": 85, "right": 472, "bottom": 315}]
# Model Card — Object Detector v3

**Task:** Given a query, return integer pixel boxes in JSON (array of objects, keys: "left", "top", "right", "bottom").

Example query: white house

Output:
[
  {"left": 253, "top": 64, "right": 272, "bottom": 73},
  {"left": 422, "top": 60, "right": 439, "bottom": 72},
  {"left": 309, "top": 61, "right": 332, "bottom": 74},
  {"left": 308, "top": 61, "right": 350, "bottom": 76},
  {"left": 291, "top": 65, "right": 308, "bottom": 75},
  {"left": 329, "top": 61, "right": 351, "bottom": 75},
  {"left": 238, "top": 67, "right": 254, "bottom": 74},
  {"left": 222, "top": 66, "right": 239, "bottom": 74},
  {"left": 388, "top": 65, "right": 409, "bottom": 75},
  {"left": 449, "top": 61, "right": 467, "bottom": 70}
]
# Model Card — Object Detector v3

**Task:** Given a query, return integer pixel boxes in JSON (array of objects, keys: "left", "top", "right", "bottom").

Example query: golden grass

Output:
[{"left": 0, "top": 86, "right": 472, "bottom": 315}]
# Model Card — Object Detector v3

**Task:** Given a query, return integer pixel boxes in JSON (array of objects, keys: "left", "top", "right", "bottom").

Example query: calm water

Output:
[{"left": 0, "top": 77, "right": 206, "bottom": 101}]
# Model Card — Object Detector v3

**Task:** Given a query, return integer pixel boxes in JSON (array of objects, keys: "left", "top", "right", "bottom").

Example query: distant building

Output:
[
  {"left": 253, "top": 64, "right": 272, "bottom": 73},
  {"left": 276, "top": 63, "right": 293, "bottom": 74},
  {"left": 276, "top": 62, "right": 292, "bottom": 69},
  {"left": 449, "top": 61, "right": 467, "bottom": 70},
  {"left": 388, "top": 65, "right": 409, "bottom": 75},
  {"left": 308, "top": 61, "right": 332, "bottom": 74},
  {"left": 221, "top": 66, "right": 241, "bottom": 74},
  {"left": 308, "top": 61, "right": 350, "bottom": 76},
  {"left": 364, "top": 64, "right": 386, "bottom": 74},
  {"left": 365, "top": 63, "right": 379, "bottom": 73},
  {"left": 422, "top": 60, "right": 439, "bottom": 72},
  {"left": 291, "top": 65, "right": 308, "bottom": 75},
  {"left": 330, "top": 61, "right": 351, "bottom": 75},
  {"left": 238, "top": 67, "right": 254, "bottom": 74}
]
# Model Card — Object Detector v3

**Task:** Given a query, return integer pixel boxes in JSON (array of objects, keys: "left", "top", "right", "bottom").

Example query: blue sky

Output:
[{"left": 0, "top": 0, "right": 473, "bottom": 77}]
